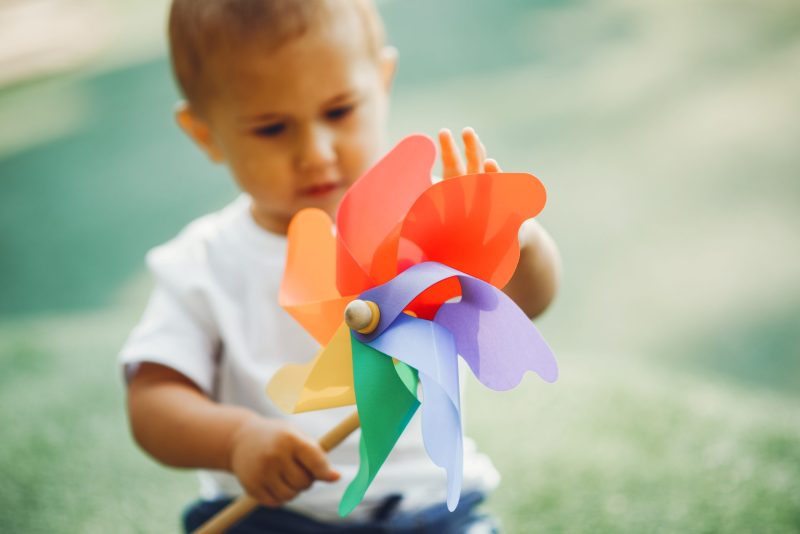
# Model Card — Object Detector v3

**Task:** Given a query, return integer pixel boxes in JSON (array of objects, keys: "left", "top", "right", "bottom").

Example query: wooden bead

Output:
[{"left": 345, "top": 299, "right": 380, "bottom": 334}]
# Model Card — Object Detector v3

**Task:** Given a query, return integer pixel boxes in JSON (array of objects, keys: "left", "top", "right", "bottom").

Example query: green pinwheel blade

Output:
[
  {"left": 393, "top": 360, "right": 419, "bottom": 396},
  {"left": 339, "top": 337, "right": 420, "bottom": 517}
]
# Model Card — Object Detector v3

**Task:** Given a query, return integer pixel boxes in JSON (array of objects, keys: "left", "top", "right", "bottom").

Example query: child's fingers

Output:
[
  {"left": 484, "top": 158, "right": 502, "bottom": 173},
  {"left": 268, "top": 473, "right": 299, "bottom": 502},
  {"left": 283, "top": 461, "right": 314, "bottom": 491},
  {"left": 248, "top": 483, "right": 280, "bottom": 507},
  {"left": 462, "top": 127, "right": 483, "bottom": 174},
  {"left": 295, "top": 441, "right": 340, "bottom": 482},
  {"left": 438, "top": 128, "right": 464, "bottom": 179}
]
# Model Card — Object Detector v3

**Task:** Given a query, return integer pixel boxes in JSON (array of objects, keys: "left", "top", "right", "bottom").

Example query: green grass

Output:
[
  {"left": 466, "top": 356, "right": 800, "bottom": 532},
  {"left": 1, "top": 0, "right": 799, "bottom": 532},
  {"left": 2, "top": 299, "right": 799, "bottom": 532},
  {"left": 0, "top": 290, "right": 195, "bottom": 533}
]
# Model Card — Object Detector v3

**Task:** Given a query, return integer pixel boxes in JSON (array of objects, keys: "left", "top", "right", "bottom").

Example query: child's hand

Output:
[
  {"left": 438, "top": 127, "right": 502, "bottom": 179},
  {"left": 438, "top": 127, "right": 543, "bottom": 251},
  {"left": 229, "top": 415, "right": 340, "bottom": 507}
]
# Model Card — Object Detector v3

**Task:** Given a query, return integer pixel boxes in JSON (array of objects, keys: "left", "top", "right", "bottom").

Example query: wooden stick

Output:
[
  {"left": 318, "top": 410, "right": 361, "bottom": 452},
  {"left": 192, "top": 411, "right": 361, "bottom": 534}
]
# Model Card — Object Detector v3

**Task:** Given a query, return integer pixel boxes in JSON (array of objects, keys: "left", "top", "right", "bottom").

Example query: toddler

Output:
[{"left": 121, "top": 0, "right": 560, "bottom": 532}]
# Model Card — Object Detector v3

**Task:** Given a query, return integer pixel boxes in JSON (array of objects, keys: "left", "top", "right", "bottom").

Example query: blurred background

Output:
[{"left": 1, "top": 0, "right": 799, "bottom": 531}]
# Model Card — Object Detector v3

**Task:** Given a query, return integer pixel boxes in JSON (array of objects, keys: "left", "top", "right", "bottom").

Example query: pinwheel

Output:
[{"left": 195, "top": 134, "right": 557, "bottom": 533}]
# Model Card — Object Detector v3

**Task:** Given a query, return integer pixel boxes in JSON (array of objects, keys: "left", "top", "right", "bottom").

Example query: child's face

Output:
[{"left": 185, "top": 18, "right": 394, "bottom": 235}]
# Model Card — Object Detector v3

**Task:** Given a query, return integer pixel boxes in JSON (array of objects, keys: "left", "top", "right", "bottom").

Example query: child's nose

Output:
[{"left": 297, "top": 124, "right": 336, "bottom": 170}]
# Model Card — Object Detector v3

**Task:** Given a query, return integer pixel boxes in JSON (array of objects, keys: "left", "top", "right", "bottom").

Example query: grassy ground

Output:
[{"left": 1, "top": 0, "right": 799, "bottom": 532}]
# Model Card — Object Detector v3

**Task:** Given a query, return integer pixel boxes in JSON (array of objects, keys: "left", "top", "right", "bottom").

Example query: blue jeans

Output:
[{"left": 183, "top": 491, "right": 499, "bottom": 533}]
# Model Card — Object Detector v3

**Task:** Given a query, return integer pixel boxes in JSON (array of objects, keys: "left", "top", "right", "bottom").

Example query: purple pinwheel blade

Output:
[
  {"left": 356, "top": 262, "right": 457, "bottom": 341},
  {"left": 435, "top": 275, "right": 558, "bottom": 390},
  {"left": 356, "top": 262, "right": 558, "bottom": 390}
]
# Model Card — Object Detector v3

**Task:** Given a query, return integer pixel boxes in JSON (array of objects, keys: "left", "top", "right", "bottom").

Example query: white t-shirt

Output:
[{"left": 119, "top": 194, "right": 499, "bottom": 521}]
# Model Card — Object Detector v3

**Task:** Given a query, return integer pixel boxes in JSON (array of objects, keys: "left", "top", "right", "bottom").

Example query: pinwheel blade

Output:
[
  {"left": 354, "top": 262, "right": 459, "bottom": 340},
  {"left": 340, "top": 337, "right": 420, "bottom": 517},
  {"left": 435, "top": 275, "right": 558, "bottom": 388},
  {"left": 365, "top": 313, "right": 464, "bottom": 511},
  {"left": 266, "top": 323, "right": 356, "bottom": 413},
  {"left": 400, "top": 172, "right": 547, "bottom": 288},
  {"left": 336, "top": 134, "right": 437, "bottom": 294},
  {"left": 355, "top": 262, "right": 558, "bottom": 388},
  {"left": 280, "top": 208, "right": 351, "bottom": 345}
]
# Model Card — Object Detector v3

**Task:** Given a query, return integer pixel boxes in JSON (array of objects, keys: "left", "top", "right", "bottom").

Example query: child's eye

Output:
[
  {"left": 326, "top": 104, "right": 354, "bottom": 121},
  {"left": 253, "top": 123, "right": 286, "bottom": 137}
]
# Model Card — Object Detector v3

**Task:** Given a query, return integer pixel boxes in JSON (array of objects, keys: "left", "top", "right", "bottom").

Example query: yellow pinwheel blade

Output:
[{"left": 267, "top": 322, "right": 355, "bottom": 413}]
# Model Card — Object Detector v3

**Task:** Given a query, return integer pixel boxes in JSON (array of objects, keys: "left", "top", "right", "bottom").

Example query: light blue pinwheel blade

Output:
[
  {"left": 339, "top": 337, "right": 420, "bottom": 517},
  {"left": 350, "top": 261, "right": 558, "bottom": 510},
  {"left": 366, "top": 313, "right": 464, "bottom": 511}
]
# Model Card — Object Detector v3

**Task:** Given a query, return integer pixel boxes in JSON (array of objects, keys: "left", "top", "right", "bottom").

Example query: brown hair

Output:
[{"left": 168, "top": 0, "right": 385, "bottom": 110}]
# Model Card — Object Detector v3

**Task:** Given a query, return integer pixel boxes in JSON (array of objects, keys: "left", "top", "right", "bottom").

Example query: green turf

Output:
[
  {"left": 0, "top": 293, "right": 195, "bottom": 533},
  {"left": 466, "top": 357, "right": 800, "bottom": 532},
  {"left": 1, "top": 0, "right": 799, "bottom": 532}
]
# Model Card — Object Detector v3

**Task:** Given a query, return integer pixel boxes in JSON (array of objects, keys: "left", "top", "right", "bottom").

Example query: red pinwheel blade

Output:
[
  {"left": 335, "top": 135, "right": 437, "bottom": 294},
  {"left": 399, "top": 172, "right": 547, "bottom": 288}
]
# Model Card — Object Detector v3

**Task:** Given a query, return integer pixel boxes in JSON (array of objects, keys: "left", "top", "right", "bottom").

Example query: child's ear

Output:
[
  {"left": 379, "top": 46, "right": 398, "bottom": 91},
  {"left": 175, "top": 102, "right": 225, "bottom": 163}
]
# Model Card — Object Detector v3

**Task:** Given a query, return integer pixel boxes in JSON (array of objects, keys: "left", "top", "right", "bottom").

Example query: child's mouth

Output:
[{"left": 299, "top": 181, "right": 343, "bottom": 198}]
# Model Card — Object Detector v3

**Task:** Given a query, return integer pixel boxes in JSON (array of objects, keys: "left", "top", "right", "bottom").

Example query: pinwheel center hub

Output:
[{"left": 344, "top": 299, "right": 381, "bottom": 334}]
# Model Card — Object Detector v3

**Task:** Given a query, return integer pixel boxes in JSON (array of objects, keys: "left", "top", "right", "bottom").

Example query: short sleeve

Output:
[{"left": 119, "top": 234, "right": 220, "bottom": 395}]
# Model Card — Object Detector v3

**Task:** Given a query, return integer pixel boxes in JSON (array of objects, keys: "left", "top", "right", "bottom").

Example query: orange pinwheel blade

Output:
[
  {"left": 266, "top": 322, "right": 355, "bottom": 413},
  {"left": 399, "top": 172, "right": 547, "bottom": 288},
  {"left": 336, "top": 134, "right": 437, "bottom": 294},
  {"left": 280, "top": 208, "right": 350, "bottom": 345}
]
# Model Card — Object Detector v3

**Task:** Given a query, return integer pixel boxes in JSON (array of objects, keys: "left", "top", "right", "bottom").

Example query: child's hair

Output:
[{"left": 168, "top": 0, "right": 386, "bottom": 111}]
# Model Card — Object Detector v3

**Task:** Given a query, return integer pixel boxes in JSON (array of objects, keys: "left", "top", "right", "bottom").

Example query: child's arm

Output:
[
  {"left": 438, "top": 127, "right": 561, "bottom": 319},
  {"left": 127, "top": 362, "right": 340, "bottom": 506},
  {"left": 501, "top": 218, "right": 560, "bottom": 318}
]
